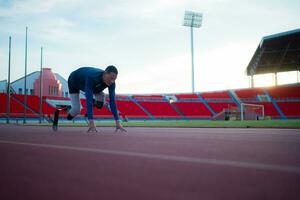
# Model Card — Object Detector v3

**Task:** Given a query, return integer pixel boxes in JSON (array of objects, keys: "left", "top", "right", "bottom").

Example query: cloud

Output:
[
  {"left": 0, "top": 0, "right": 80, "bottom": 16},
  {"left": 117, "top": 52, "right": 191, "bottom": 94},
  {"left": 86, "top": 0, "right": 184, "bottom": 20},
  {"left": 196, "top": 41, "right": 256, "bottom": 91},
  {"left": 1, "top": 0, "right": 299, "bottom": 93},
  {"left": 35, "top": 17, "right": 77, "bottom": 41}
]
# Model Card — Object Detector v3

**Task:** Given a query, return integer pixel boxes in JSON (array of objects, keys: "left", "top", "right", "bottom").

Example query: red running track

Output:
[{"left": 0, "top": 125, "right": 300, "bottom": 200}]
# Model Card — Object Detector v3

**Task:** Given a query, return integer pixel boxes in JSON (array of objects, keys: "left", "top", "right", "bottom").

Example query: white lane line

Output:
[{"left": 1, "top": 140, "right": 300, "bottom": 174}]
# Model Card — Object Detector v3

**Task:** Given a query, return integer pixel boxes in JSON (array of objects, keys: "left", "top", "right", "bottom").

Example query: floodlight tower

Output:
[
  {"left": 23, "top": 27, "right": 28, "bottom": 124},
  {"left": 39, "top": 47, "right": 43, "bottom": 124},
  {"left": 183, "top": 11, "right": 202, "bottom": 93},
  {"left": 6, "top": 36, "right": 12, "bottom": 124}
]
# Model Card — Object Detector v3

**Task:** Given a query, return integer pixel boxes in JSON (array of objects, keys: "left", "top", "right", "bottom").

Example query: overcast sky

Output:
[{"left": 0, "top": 0, "right": 299, "bottom": 94}]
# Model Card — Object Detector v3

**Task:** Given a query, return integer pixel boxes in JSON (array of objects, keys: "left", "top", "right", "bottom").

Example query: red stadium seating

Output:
[
  {"left": 239, "top": 102, "right": 280, "bottom": 117},
  {"left": 173, "top": 102, "right": 211, "bottom": 118},
  {"left": 277, "top": 102, "right": 300, "bottom": 117},
  {"left": 80, "top": 99, "right": 112, "bottom": 118},
  {"left": 117, "top": 100, "right": 149, "bottom": 118},
  {"left": 175, "top": 94, "right": 199, "bottom": 100},
  {"left": 80, "top": 99, "right": 150, "bottom": 119},
  {"left": 235, "top": 88, "right": 265, "bottom": 100},
  {"left": 208, "top": 102, "right": 237, "bottom": 113},
  {"left": 10, "top": 95, "right": 34, "bottom": 115},
  {"left": 133, "top": 95, "right": 165, "bottom": 100},
  {"left": 12, "top": 94, "right": 40, "bottom": 112},
  {"left": 267, "top": 85, "right": 300, "bottom": 99},
  {"left": 201, "top": 91, "right": 231, "bottom": 100},
  {"left": 0, "top": 93, "right": 38, "bottom": 117},
  {"left": 0, "top": 93, "right": 6, "bottom": 113},
  {"left": 138, "top": 101, "right": 180, "bottom": 118},
  {"left": 1, "top": 84, "right": 300, "bottom": 119},
  {"left": 254, "top": 102, "right": 280, "bottom": 117},
  {"left": 12, "top": 94, "right": 56, "bottom": 116}
]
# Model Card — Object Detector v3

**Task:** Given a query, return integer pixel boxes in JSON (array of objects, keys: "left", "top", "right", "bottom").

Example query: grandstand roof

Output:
[
  {"left": 246, "top": 28, "right": 300, "bottom": 76},
  {"left": 0, "top": 80, "right": 6, "bottom": 93}
]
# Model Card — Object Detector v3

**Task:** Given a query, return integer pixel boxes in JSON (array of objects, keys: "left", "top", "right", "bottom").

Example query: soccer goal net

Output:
[{"left": 240, "top": 103, "right": 264, "bottom": 121}]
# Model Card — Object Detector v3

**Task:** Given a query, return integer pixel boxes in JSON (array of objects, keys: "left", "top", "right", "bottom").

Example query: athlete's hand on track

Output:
[
  {"left": 116, "top": 126, "right": 127, "bottom": 132},
  {"left": 87, "top": 126, "right": 98, "bottom": 133},
  {"left": 115, "top": 120, "right": 127, "bottom": 132},
  {"left": 87, "top": 120, "right": 98, "bottom": 133}
]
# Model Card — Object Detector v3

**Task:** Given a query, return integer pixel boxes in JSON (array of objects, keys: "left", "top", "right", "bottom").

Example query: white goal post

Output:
[{"left": 240, "top": 103, "right": 264, "bottom": 121}]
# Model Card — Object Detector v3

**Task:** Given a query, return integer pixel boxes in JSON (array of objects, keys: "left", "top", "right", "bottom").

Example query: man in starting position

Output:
[{"left": 54, "top": 65, "right": 126, "bottom": 133}]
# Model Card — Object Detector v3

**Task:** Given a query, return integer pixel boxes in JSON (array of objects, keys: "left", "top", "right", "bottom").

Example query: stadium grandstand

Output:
[
  {"left": 1, "top": 83, "right": 300, "bottom": 121},
  {"left": 1, "top": 29, "right": 300, "bottom": 122},
  {"left": 247, "top": 28, "right": 300, "bottom": 87}
]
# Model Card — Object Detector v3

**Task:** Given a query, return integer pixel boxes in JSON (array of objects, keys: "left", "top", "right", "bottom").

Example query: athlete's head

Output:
[{"left": 103, "top": 65, "right": 118, "bottom": 86}]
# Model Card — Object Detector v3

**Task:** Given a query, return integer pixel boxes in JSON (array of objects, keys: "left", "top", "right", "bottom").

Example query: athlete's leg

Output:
[
  {"left": 67, "top": 93, "right": 81, "bottom": 120},
  {"left": 67, "top": 71, "right": 81, "bottom": 120},
  {"left": 94, "top": 92, "right": 105, "bottom": 109}
]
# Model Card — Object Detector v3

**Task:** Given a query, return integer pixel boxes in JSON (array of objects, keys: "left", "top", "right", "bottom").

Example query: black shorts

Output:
[{"left": 68, "top": 71, "right": 80, "bottom": 94}]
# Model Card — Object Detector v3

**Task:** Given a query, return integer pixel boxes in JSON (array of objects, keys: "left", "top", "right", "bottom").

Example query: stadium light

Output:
[
  {"left": 6, "top": 36, "right": 12, "bottom": 124},
  {"left": 39, "top": 47, "right": 43, "bottom": 124},
  {"left": 183, "top": 11, "right": 203, "bottom": 93},
  {"left": 23, "top": 27, "right": 28, "bottom": 124}
]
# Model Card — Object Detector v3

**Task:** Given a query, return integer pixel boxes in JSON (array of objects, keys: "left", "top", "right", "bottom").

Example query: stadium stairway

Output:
[
  {"left": 196, "top": 93, "right": 216, "bottom": 116},
  {"left": 10, "top": 95, "right": 52, "bottom": 122},
  {"left": 11, "top": 95, "right": 40, "bottom": 117},
  {"left": 128, "top": 96, "right": 154, "bottom": 119},
  {"left": 163, "top": 96, "right": 185, "bottom": 118},
  {"left": 228, "top": 90, "right": 241, "bottom": 108},
  {"left": 264, "top": 90, "right": 286, "bottom": 119}
]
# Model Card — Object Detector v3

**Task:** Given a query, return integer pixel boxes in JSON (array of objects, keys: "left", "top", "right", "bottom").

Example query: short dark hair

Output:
[{"left": 105, "top": 65, "right": 118, "bottom": 75}]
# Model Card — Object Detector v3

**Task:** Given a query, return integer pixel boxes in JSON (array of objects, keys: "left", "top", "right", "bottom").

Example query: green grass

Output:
[
  {"left": 111, "top": 120, "right": 300, "bottom": 128},
  {"left": 124, "top": 120, "right": 300, "bottom": 128},
  {"left": 21, "top": 119, "right": 300, "bottom": 128}
]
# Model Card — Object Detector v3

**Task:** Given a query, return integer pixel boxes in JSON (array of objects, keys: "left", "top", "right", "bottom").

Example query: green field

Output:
[
  {"left": 92, "top": 119, "right": 300, "bottom": 128},
  {"left": 117, "top": 120, "right": 300, "bottom": 128},
  {"left": 13, "top": 119, "right": 298, "bottom": 128}
]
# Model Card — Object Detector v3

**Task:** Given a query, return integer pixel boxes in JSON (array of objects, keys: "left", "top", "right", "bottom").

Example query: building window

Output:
[
  {"left": 65, "top": 92, "right": 68, "bottom": 98},
  {"left": 18, "top": 88, "right": 22, "bottom": 94},
  {"left": 48, "top": 86, "right": 50, "bottom": 95}
]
